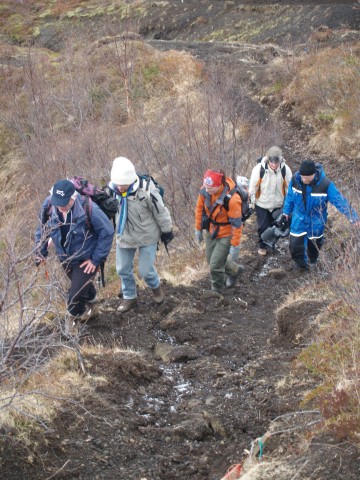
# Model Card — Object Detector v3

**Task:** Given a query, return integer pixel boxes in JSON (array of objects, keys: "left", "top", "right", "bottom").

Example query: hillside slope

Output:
[
  {"left": 0, "top": 1, "right": 359, "bottom": 479},
  {"left": 2, "top": 219, "right": 359, "bottom": 480}
]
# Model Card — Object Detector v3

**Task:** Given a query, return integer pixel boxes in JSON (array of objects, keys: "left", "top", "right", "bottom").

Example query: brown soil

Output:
[{"left": 1, "top": 225, "right": 359, "bottom": 479}]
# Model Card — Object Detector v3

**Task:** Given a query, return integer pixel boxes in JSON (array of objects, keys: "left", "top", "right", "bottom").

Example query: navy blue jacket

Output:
[
  {"left": 35, "top": 195, "right": 114, "bottom": 267},
  {"left": 283, "top": 164, "right": 358, "bottom": 238}
]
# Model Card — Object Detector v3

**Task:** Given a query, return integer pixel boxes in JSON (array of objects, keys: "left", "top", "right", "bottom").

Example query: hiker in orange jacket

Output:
[{"left": 195, "top": 169, "right": 243, "bottom": 293}]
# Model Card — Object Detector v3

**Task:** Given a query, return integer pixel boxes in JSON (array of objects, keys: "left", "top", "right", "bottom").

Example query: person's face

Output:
[
  {"left": 57, "top": 198, "right": 75, "bottom": 214},
  {"left": 204, "top": 184, "right": 221, "bottom": 195},
  {"left": 268, "top": 158, "right": 280, "bottom": 171},
  {"left": 116, "top": 184, "right": 131, "bottom": 193},
  {"left": 301, "top": 174, "right": 316, "bottom": 184}
]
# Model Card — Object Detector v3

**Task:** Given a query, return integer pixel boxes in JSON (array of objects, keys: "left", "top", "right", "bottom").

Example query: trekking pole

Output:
[
  {"left": 100, "top": 261, "right": 106, "bottom": 287},
  {"left": 164, "top": 243, "right": 170, "bottom": 257}
]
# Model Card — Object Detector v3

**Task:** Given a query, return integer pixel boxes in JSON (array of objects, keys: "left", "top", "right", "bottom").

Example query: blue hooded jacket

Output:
[
  {"left": 283, "top": 163, "right": 358, "bottom": 238},
  {"left": 35, "top": 195, "right": 114, "bottom": 267}
]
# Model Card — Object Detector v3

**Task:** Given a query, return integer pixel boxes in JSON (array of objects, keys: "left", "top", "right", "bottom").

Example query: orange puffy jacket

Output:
[{"left": 195, "top": 177, "right": 243, "bottom": 247}]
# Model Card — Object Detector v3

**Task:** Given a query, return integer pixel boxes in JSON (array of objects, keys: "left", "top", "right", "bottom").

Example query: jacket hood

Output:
[{"left": 261, "top": 156, "right": 286, "bottom": 170}]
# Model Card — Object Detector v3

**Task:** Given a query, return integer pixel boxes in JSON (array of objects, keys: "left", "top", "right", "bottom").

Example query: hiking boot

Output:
[
  {"left": 77, "top": 306, "right": 98, "bottom": 323},
  {"left": 225, "top": 264, "right": 245, "bottom": 288},
  {"left": 151, "top": 284, "right": 164, "bottom": 304},
  {"left": 117, "top": 298, "right": 138, "bottom": 313},
  {"left": 88, "top": 294, "right": 98, "bottom": 304},
  {"left": 64, "top": 317, "right": 79, "bottom": 337},
  {"left": 258, "top": 248, "right": 267, "bottom": 256}
]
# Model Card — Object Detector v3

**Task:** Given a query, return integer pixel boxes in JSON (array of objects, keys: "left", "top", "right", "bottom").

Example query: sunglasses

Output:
[{"left": 268, "top": 156, "right": 280, "bottom": 163}]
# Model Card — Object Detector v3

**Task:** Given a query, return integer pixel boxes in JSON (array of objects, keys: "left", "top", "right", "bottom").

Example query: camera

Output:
[{"left": 261, "top": 212, "right": 290, "bottom": 249}]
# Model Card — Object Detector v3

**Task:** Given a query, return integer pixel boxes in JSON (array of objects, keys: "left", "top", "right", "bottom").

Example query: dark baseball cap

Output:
[{"left": 51, "top": 180, "right": 76, "bottom": 207}]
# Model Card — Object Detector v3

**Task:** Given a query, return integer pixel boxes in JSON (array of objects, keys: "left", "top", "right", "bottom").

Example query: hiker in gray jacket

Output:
[{"left": 108, "top": 157, "right": 174, "bottom": 312}]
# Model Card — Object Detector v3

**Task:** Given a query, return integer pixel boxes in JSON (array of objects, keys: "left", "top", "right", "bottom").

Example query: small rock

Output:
[{"left": 169, "top": 345, "right": 199, "bottom": 363}]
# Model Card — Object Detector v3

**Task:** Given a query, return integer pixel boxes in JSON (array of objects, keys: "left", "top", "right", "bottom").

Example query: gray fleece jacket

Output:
[{"left": 110, "top": 177, "right": 172, "bottom": 248}]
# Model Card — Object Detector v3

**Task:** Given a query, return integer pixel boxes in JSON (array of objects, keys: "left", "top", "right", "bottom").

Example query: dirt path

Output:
[
  {"left": 2, "top": 3, "right": 359, "bottom": 475},
  {"left": 3, "top": 216, "right": 359, "bottom": 480}
]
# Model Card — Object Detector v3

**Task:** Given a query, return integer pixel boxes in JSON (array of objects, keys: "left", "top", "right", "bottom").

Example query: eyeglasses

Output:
[{"left": 268, "top": 156, "right": 280, "bottom": 164}]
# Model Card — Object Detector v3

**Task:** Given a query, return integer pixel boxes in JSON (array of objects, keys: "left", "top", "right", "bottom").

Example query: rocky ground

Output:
[{"left": 2, "top": 222, "right": 360, "bottom": 479}]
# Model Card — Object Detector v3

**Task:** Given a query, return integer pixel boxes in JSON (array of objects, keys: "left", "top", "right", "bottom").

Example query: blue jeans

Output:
[{"left": 116, "top": 243, "right": 160, "bottom": 299}]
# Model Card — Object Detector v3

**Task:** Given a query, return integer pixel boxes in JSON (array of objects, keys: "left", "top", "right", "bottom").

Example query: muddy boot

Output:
[
  {"left": 151, "top": 284, "right": 164, "bottom": 304},
  {"left": 77, "top": 306, "right": 98, "bottom": 323},
  {"left": 64, "top": 317, "right": 79, "bottom": 337},
  {"left": 225, "top": 264, "right": 245, "bottom": 288},
  {"left": 117, "top": 298, "right": 138, "bottom": 313}
]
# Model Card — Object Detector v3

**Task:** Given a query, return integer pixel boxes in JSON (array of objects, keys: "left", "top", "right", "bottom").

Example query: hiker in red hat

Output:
[{"left": 195, "top": 169, "right": 243, "bottom": 293}]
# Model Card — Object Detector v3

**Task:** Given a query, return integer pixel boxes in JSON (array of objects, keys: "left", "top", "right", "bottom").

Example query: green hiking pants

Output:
[{"left": 205, "top": 234, "right": 239, "bottom": 292}]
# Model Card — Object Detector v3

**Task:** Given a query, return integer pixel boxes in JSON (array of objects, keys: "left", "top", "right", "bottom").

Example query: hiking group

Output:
[
  {"left": 195, "top": 147, "right": 359, "bottom": 293},
  {"left": 35, "top": 150, "right": 359, "bottom": 332}
]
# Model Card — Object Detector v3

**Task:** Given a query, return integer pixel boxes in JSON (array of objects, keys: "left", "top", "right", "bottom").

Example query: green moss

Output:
[
  {"left": 32, "top": 26, "right": 41, "bottom": 38},
  {"left": 262, "top": 81, "right": 284, "bottom": 95},
  {"left": 38, "top": 8, "right": 54, "bottom": 19},
  {"left": 343, "top": 55, "right": 358, "bottom": 67},
  {"left": 4, "top": 13, "right": 28, "bottom": 44},
  {"left": 318, "top": 112, "right": 335, "bottom": 124},
  {"left": 142, "top": 63, "right": 161, "bottom": 84}
]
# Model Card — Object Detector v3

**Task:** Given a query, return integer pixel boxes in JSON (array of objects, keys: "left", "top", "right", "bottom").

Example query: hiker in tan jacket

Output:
[{"left": 249, "top": 146, "right": 292, "bottom": 256}]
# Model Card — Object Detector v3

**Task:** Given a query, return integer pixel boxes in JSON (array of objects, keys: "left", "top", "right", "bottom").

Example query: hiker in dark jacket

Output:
[
  {"left": 283, "top": 160, "right": 359, "bottom": 270},
  {"left": 108, "top": 157, "right": 174, "bottom": 313},
  {"left": 35, "top": 180, "right": 114, "bottom": 333}
]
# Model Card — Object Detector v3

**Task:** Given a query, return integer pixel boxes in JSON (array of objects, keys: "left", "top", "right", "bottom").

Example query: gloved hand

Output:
[
  {"left": 160, "top": 230, "right": 174, "bottom": 246},
  {"left": 35, "top": 255, "right": 46, "bottom": 267},
  {"left": 229, "top": 245, "right": 240, "bottom": 261},
  {"left": 195, "top": 229, "right": 203, "bottom": 243}
]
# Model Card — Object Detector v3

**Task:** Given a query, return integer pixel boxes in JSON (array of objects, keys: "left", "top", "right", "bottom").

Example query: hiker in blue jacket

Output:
[
  {"left": 283, "top": 160, "right": 359, "bottom": 271},
  {"left": 35, "top": 180, "right": 114, "bottom": 333}
]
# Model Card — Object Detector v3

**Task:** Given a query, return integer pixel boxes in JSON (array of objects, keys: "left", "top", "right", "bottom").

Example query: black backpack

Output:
[{"left": 70, "top": 176, "right": 119, "bottom": 222}]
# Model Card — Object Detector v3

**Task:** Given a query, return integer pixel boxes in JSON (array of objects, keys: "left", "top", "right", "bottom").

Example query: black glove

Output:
[
  {"left": 160, "top": 231, "right": 174, "bottom": 246},
  {"left": 274, "top": 214, "right": 289, "bottom": 231},
  {"left": 35, "top": 254, "right": 46, "bottom": 267}
]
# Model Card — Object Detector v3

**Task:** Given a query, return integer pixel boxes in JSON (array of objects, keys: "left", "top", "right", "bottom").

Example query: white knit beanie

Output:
[{"left": 111, "top": 157, "right": 137, "bottom": 185}]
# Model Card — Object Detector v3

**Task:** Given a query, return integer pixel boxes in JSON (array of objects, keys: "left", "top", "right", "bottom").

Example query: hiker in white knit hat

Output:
[{"left": 108, "top": 157, "right": 174, "bottom": 313}]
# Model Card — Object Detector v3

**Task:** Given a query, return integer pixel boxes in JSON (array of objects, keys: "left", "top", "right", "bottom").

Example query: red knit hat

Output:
[{"left": 203, "top": 170, "right": 223, "bottom": 188}]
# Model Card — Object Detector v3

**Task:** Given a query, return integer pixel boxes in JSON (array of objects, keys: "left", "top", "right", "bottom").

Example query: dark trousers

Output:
[
  {"left": 255, "top": 205, "right": 275, "bottom": 248},
  {"left": 63, "top": 263, "right": 97, "bottom": 317},
  {"left": 289, "top": 234, "right": 324, "bottom": 268}
]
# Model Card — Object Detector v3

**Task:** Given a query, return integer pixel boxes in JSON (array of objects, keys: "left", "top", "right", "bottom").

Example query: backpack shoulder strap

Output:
[
  {"left": 42, "top": 197, "right": 53, "bottom": 225},
  {"left": 259, "top": 163, "right": 267, "bottom": 179},
  {"left": 223, "top": 187, "right": 238, "bottom": 211},
  {"left": 281, "top": 164, "right": 286, "bottom": 179},
  {"left": 255, "top": 164, "right": 267, "bottom": 199},
  {"left": 81, "top": 196, "right": 93, "bottom": 229}
]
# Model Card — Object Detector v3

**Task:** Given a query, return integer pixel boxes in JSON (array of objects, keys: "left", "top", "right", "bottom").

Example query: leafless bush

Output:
[
  {"left": 300, "top": 215, "right": 360, "bottom": 444},
  {"left": 0, "top": 202, "right": 82, "bottom": 431}
]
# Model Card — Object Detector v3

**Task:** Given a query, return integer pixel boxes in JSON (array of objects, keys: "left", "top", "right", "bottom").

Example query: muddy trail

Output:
[
  {"left": 1, "top": 2, "right": 360, "bottom": 478},
  {"left": 3, "top": 221, "right": 359, "bottom": 480}
]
